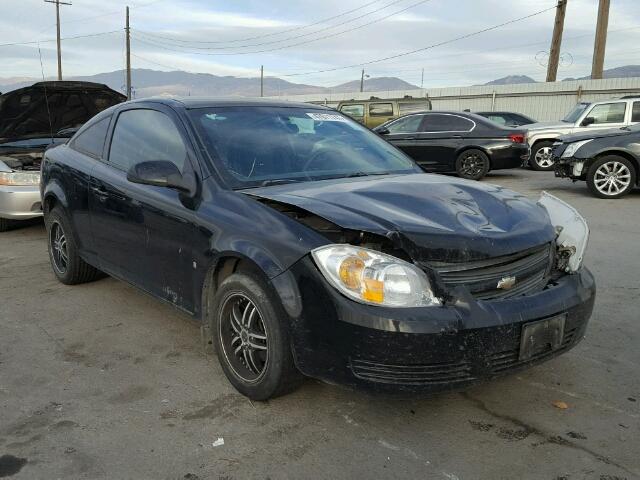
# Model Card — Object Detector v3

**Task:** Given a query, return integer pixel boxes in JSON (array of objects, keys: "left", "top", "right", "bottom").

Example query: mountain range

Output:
[
  {"left": 0, "top": 70, "right": 418, "bottom": 98},
  {"left": 1, "top": 65, "right": 638, "bottom": 97}
]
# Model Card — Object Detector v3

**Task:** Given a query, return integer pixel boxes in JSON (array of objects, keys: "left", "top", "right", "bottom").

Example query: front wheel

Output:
[
  {"left": 211, "top": 272, "right": 301, "bottom": 400},
  {"left": 530, "top": 141, "right": 555, "bottom": 171},
  {"left": 586, "top": 156, "right": 636, "bottom": 199},
  {"left": 455, "top": 149, "right": 490, "bottom": 180}
]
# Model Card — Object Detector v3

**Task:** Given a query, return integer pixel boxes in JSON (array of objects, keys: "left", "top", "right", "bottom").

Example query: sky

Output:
[{"left": 1, "top": 0, "right": 639, "bottom": 88}]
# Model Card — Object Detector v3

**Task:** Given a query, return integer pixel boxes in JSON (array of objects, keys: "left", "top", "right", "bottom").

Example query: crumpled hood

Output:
[{"left": 245, "top": 173, "right": 556, "bottom": 262}]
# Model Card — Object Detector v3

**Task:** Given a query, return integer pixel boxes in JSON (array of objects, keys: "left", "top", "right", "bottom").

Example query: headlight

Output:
[
  {"left": 561, "top": 139, "right": 593, "bottom": 158},
  {"left": 311, "top": 244, "right": 440, "bottom": 307},
  {"left": 0, "top": 171, "right": 41, "bottom": 186},
  {"left": 538, "top": 192, "right": 589, "bottom": 273}
]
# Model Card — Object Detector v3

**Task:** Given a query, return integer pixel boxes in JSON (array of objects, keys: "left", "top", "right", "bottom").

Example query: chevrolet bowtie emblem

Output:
[{"left": 497, "top": 276, "right": 516, "bottom": 290}]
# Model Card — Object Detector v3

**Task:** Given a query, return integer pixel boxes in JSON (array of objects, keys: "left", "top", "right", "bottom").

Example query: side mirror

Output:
[
  {"left": 581, "top": 116, "right": 595, "bottom": 127},
  {"left": 127, "top": 160, "right": 196, "bottom": 196},
  {"left": 375, "top": 128, "right": 390, "bottom": 135}
]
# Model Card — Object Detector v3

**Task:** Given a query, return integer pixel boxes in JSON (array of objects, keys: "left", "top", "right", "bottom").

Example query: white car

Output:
[{"left": 526, "top": 96, "right": 640, "bottom": 170}]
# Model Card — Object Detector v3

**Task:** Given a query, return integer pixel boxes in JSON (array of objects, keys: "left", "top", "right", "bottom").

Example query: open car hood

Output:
[
  {"left": 245, "top": 173, "right": 556, "bottom": 262},
  {"left": 0, "top": 81, "right": 125, "bottom": 144}
]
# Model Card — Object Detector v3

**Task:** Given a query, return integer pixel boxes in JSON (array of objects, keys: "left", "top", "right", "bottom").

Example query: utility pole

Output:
[
  {"left": 125, "top": 6, "right": 132, "bottom": 100},
  {"left": 360, "top": 69, "right": 365, "bottom": 93},
  {"left": 591, "top": 0, "right": 610, "bottom": 79},
  {"left": 44, "top": 0, "right": 72, "bottom": 80},
  {"left": 421, "top": 68, "right": 424, "bottom": 89},
  {"left": 260, "top": 65, "right": 264, "bottom": 97},
  {"left": 546, "top": 0, "right": 567, "bottom": 82}
]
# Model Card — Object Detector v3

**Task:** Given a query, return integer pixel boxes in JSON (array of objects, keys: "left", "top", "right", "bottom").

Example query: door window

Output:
[
  {"left": 421, "top": 114, "right": 474, "bottom": 132},
  {"left": 339, "top": 104, "right": 364, "bottom": 119},
  {"left": 71, "top": 116, "right": 110, "bottom": 158},
  {"left": 586, "top": 103, "right": 626, "bottom": 124},
  {"left": 369, "top": 103, "right": 393, "bottom": 116},
  {"left": 632, "top": 102, "right": 640, "bottom": 123},
  {"left": 109, "top": 109, "right": 187, "bottom": 172},
  {"left": 385, "top": 115, "right": 424, "bottom": 134}
]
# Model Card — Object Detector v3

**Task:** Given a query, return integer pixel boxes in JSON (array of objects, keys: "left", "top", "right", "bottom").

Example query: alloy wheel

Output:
[
  {"left": 593, "top": 161, "right": 632, "bottom": 196},
  {"left": 49, "top": 221, "right": 68, "bottom": 275},
  {"left": 534, "top": 147, "right": 554, "bottom": 168},
  {"left": 459, "top": 152, "right": 485, "bottom": 178},
  {"left": 219, "top": 293, "right": 269, "bottom": 383}
]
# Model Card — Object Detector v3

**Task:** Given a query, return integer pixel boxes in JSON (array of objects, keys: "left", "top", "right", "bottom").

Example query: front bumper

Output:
[
  {"left": 0, "top": 185, "right": 43, "bottom": 220},
  {"left": 553, "top": 156, "right": 586, "bottom": 180},
  {"left": 287, "top": 256, "right": 596, "bottom": 393}
]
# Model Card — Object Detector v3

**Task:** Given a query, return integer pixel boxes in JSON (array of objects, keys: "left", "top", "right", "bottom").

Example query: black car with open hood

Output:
[{"left": 40, "top": 98, "right": 595, "bottom": 400}]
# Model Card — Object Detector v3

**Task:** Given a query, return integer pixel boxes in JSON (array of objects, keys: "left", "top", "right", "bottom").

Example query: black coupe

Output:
[{"left": 41, "top": 98, "right": 594, "bottom": 400}]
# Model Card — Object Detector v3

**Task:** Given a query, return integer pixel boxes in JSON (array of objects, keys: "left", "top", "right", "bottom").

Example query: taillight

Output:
[{"left": 509, "top": 133, "right": 526, "bottom": 143}]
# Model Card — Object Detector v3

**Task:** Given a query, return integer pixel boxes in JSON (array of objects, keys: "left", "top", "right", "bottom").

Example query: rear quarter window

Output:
[{"left": 70, "top": 116, "right": 111, "bottom": 158}]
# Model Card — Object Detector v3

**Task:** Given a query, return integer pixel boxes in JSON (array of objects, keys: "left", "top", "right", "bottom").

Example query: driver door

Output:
[{"left": 89, "top": 106, "right": 201, "bottom": 312}]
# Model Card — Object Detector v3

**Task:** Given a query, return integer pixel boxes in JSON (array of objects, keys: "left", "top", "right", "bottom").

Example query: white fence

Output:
[{"left": 267, "top": 78, "right": 640, "bottom": 122}]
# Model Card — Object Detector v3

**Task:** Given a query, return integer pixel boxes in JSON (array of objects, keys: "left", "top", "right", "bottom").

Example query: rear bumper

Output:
[
  {"left": 489, "top": 144, "right": 530, "bottom": 170},
  {"left": 0, "top": 185, "right": 43, "bottom": 220},
  {"left": 287, "top": 256, "right": 595, "bottom": 393}
]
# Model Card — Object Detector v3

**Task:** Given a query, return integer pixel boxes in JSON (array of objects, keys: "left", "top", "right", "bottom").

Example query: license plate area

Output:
[{"left": 519, "top": 314, "right": 566, "bottom": 361}]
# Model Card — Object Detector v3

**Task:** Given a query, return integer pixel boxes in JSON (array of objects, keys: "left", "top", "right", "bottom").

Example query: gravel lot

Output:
[{"left": 1, "top": 169, "right": 638, "bottom": 480}]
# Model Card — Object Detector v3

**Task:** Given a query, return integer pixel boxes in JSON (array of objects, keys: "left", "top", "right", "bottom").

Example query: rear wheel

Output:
[
  {"left": 530, "top": 141, "right": 555, "bottom": 171},
  {"left": 0, "top": 218, "right": 10, "bottom": 232},
  {"left": 211, "top": 272, "right": 301, "bottom": 400},
  {"left": 455, "top": 149, "right": 490, "bottom": 180},
  {"left": 586, "top": 156, "right": 636, "bottom": 199},
  {"left": 45, "top": 206, "right": 102, "bottom": 284}
]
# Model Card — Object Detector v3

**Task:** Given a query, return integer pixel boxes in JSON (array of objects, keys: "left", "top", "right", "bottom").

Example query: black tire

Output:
[
  {"left": 44, "top": 206, "right": 102, "bottom": 285},
  {"left": 455, "top": 149, "right": 490, "bottom": 180},
  {"left": 530, "top": 141, "right": 556, "bottom": 171},
  {"left": 211, "top": 272, "right": 301, "bottom": 400},
  {"left": 586, "top": 155, "right": 636, "bottom": 199},
  {"left": 0, "top": 218, "right": 11, "bottom": 232}
]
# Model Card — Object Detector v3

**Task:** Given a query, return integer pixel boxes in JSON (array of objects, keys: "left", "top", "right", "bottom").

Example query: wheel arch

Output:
[
  {"left": 592, "top": 150, "right": 640, "bottom": 184},
  {"left": 199, "top": 252, "right": 303, "bottom": 341},
  {"left": 42, "top": 180, "right": 70, "bottom": 214}
]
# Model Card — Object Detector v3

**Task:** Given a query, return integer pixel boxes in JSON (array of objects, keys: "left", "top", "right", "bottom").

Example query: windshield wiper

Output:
[{"left": 260, "top": 179, "right": 302, "bottom": 187}]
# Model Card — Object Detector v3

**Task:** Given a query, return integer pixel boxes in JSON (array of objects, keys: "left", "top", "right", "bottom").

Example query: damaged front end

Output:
[{"left": 249, "top": 186, "right": 595, "bottom": 393}]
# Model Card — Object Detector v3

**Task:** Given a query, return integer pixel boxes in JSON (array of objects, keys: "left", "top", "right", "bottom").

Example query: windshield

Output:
[
  {"left": 562, "top": 102, "right": 591, "bottom": 123},
  {"left": 189, "top": 106, "right": 420, "bottom": 189}
]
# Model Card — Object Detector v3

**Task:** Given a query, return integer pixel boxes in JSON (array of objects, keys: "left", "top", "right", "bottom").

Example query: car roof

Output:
[{"left": 126, "top": 96, "right": 331, "bottom": 110}]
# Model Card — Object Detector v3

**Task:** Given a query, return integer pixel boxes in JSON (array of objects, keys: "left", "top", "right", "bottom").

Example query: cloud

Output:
[{"left": 0, "top": 0, "right": 638, "bottom": 88}]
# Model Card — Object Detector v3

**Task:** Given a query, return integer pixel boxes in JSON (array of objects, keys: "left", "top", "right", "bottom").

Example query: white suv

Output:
[{"left": 526, "top": 96, "right": 640, "bottom": 170}]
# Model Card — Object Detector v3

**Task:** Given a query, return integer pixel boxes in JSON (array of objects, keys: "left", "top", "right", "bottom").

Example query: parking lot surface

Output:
[{"left": 1, "top": 169, "right": 638, "bottom": 480}]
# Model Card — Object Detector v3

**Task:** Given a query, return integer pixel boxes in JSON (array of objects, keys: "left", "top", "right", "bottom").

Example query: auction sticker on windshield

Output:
[{"left": 306, "top": 112, "right": 349, "bottom": 122}]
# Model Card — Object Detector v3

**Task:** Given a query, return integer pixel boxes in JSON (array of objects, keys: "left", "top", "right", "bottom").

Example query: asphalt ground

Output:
[{"left": 1, "top": 168, "right": 638, "bottom": 480}]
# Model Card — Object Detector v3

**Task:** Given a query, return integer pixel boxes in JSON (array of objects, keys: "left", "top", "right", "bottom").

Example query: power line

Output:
[
  {"left": 0, "top": 29, "right": 121, "bottom": 48},
  {"left": 278, "top": 4, "right": 559, "bottom": 77},
  {"left": 130, "top": 0, "right": 432, "bottom": 55},
  {"left": 136, "top": 0, "right": 423, "bottom": 50},
  {"left": 135, "top": 0, "right": 385, "bottom": 45}
]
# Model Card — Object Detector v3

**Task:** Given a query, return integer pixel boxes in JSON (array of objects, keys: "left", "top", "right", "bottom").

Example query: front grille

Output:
[
  {"left": 350, "top": 358, "right": 475, "bottom": 385},
  {"left": 426, "top": 244, "right": 553, "bottom": 301},
  {"left": 488, "top": 326, "right": 577, "bottom": 374}
]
